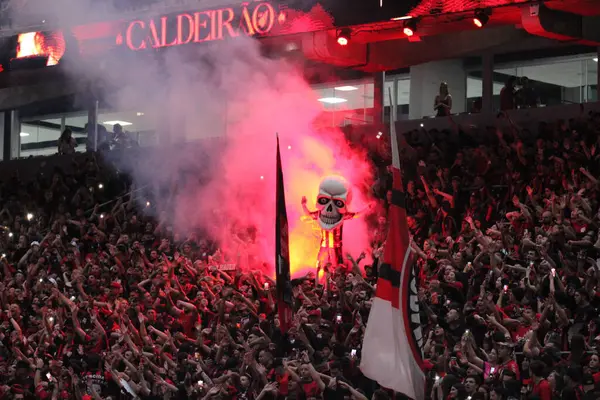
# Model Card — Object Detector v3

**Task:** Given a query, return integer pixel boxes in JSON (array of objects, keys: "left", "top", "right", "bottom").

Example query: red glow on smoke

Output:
[
  {"left": 202, "top": 128, "right": 373, "bottom": 277},
  {"left": 170, "top": 97, "right": 375, "bottom": 278},
  {"left": 284, "top": 133, "right": 373, "bottom": 276}
]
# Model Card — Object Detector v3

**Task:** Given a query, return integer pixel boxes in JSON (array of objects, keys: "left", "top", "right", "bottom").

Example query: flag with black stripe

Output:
[{"left": 360, "top": 120, "right": 425, "bottom": 399}]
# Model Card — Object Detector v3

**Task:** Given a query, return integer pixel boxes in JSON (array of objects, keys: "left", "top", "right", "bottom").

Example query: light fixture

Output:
[
  {"left": 20, "top": 132, "right": 29, "bottom": 137},
  {"left": 376, "top": 131, "right": 383, "bottom": 139},
  {"left": 318, "top": 97, "right": 348, "bottom": 104},
  {"left": 391, "top": 16, "right": 413, "bottom": 21},
  {"left": 103, "top": 120, "right": 132, "bottom": 126},
  {"left": 473, "top": 9, "right": 490, "bottom": 28},
  {"left": 284, "top": 42, "right": 298, "bottom": 52},
  {"left": 136, "top": 112, "right": 144, "bottom": 116},
  {"left": 334, "top": 86, "right": 358, "bottom": 91},
  {"left": 403, "top": 19, "right": 417, "bottom": 37},
  {"left": 594, "top": 57, "right": 598, "bottom": 62},
  {"left": 336, "top": 28, "right": 351, "bottom": 46}
]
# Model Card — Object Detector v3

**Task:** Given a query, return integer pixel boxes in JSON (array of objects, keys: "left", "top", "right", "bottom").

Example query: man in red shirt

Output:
[
  {"left": 497, "top": 342, "right": 520, "bottom": 380},
  {"left": 530, "top": 360, "right": 552, "bottom": 400}
]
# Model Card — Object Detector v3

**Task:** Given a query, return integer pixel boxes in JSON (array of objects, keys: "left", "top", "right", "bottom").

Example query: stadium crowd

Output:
[{"left": 0, "top": 106, "right": 599, "bottom": 400}]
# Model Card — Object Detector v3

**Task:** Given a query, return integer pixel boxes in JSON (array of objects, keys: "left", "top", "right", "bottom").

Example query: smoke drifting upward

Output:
[{"left": 14, "top": 0, "right": 376, "bottom": 275}]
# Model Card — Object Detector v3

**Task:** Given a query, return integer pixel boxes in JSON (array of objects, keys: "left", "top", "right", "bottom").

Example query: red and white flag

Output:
[{"left": 360, "top": 118, "right": 425, "bottom": 399}]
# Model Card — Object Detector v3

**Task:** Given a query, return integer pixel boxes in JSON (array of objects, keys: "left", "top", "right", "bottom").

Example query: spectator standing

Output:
[
  {"left": 434, "top": 82, "right": 453, "bottom": 117},
  {"left": 500, "top": 76, "right": 517, "bottom": 111},
  {"left": 515, "top": 77, "right": 539, "bottom": 109},
  {"left": 58, "top": 128, "right": 77, "bottom": 155}
]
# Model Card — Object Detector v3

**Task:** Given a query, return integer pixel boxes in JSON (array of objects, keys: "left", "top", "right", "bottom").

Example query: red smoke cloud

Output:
[
  {"left": 192, "top": 119, "right": 374, "bottom": 277},
  {"left": 163, "top": 59, "right": 375, "bottom": 277},
  {"left": 93, "top": 35, "right": 375, "bottom": 278}
]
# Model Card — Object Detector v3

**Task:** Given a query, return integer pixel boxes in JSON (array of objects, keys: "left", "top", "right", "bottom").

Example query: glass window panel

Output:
[
  {"left": 397, "top": 79, "right": 410, "bottom": 106},
  {"left": 311, "top": 79, "right": 374, "bottom": 127},
  {"left": 465, "top": 73, "right": 503, "bottom": 113},
  {"left": 466, "top": 73, "right": 483, "bottom": 113},
  {"left": 494, "top": 55, "right": 598, "bottom": 108},
  {"left": 20, "top": 112, "right": 88, "bottom": 158},
  {"left": 384, "top": 80, "right": 393, "bottom": 107},
  {"left": 586, "top": 57, "right": 597, "bottom": 102},
  {"left": 64, "top": 112, "right": 90, "bottom": 152},
  {"left": 20, "top": 123, "right": 58, "bottom": 158},
  {"left": 96, "top": 109, "right": 157, "bottom": 148}
]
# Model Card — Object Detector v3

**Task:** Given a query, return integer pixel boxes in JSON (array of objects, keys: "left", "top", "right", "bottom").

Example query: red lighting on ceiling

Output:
[{"left": 409, "top": 0, "right": 529, "bottom": 16}]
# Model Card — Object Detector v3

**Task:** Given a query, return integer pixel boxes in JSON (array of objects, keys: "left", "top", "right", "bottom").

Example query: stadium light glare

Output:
[{"left": 336, "top": 28, "right": 351, "bottom": 46}]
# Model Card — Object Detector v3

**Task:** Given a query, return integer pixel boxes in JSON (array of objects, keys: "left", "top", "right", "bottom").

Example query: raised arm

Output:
[{"left": 301, "top": 196, "right": 317, "bottom": 219}]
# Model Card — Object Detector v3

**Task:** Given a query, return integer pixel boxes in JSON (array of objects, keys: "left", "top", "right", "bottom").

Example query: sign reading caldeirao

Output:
[{"left": 120, "top": 1, "right": 284, "bottom": 51}]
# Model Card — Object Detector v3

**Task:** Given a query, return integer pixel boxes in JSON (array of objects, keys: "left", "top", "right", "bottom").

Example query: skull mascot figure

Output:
[{"left": 301, "top": 176, "right": 364, "bottom": 268}]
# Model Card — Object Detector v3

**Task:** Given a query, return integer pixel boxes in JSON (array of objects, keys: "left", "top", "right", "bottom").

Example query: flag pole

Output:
[{"left": 388, "top": 88, "right": 399, "bottom": 166}]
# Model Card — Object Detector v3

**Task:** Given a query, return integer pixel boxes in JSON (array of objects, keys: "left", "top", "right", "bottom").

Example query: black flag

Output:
[{"left": 275, "top": 135, "right": 293, "bottom": 333}]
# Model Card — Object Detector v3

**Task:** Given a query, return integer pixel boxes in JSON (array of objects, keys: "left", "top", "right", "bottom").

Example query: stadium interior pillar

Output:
[
  {"left": 597, "top": 47, "right": 600, "bottom": 93},
  {"left": 2, "top": 111, "right": 20, "bottom": 160},
  {"left": 408, "top": 60, "right": 467, "bottom": 120},
  {"left": 373, "top": 72, "right": 385, "bottom": 124},
  {"left": 482, "top": 53, "right": 494, "bottom": 114},
  {"left": 0, "top": 113, "right": 5, "bottom": 161},
  {"left": 87, "top": 103, "right": 97, "bottom": 151}
]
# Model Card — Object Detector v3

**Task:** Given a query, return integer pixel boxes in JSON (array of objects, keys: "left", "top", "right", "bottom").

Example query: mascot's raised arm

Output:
[{"left": 301, "top": 176, "right": 367, "bottom": 268}]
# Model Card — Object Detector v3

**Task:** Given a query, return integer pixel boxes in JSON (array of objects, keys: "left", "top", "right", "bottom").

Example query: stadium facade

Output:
[{"left": 0, "top": 0, "right": 597, "bottom": 159}]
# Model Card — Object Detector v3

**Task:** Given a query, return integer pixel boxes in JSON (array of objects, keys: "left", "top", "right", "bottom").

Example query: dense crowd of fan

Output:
[
  {"left": 0, "top": 107, "right": 600, "bottom": 400},
  {"left": 387, "top": 109, "right": 600, "bottom": 400}
]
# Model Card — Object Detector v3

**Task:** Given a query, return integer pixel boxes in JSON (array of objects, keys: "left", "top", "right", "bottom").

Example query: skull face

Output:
[{"left": 315, "top": 176, "right": 352, "bottom": 231}]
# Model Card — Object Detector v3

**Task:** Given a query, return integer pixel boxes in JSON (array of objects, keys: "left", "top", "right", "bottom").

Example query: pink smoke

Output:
[
  {"left": 199, "top": 128, "right": 373, "bottom": 277},
  {"left": 163, "top": 51, "right": 375, "bottom": 276},
  {"left": 84, "top": 33, "right": 375, "bottom": 278}
]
